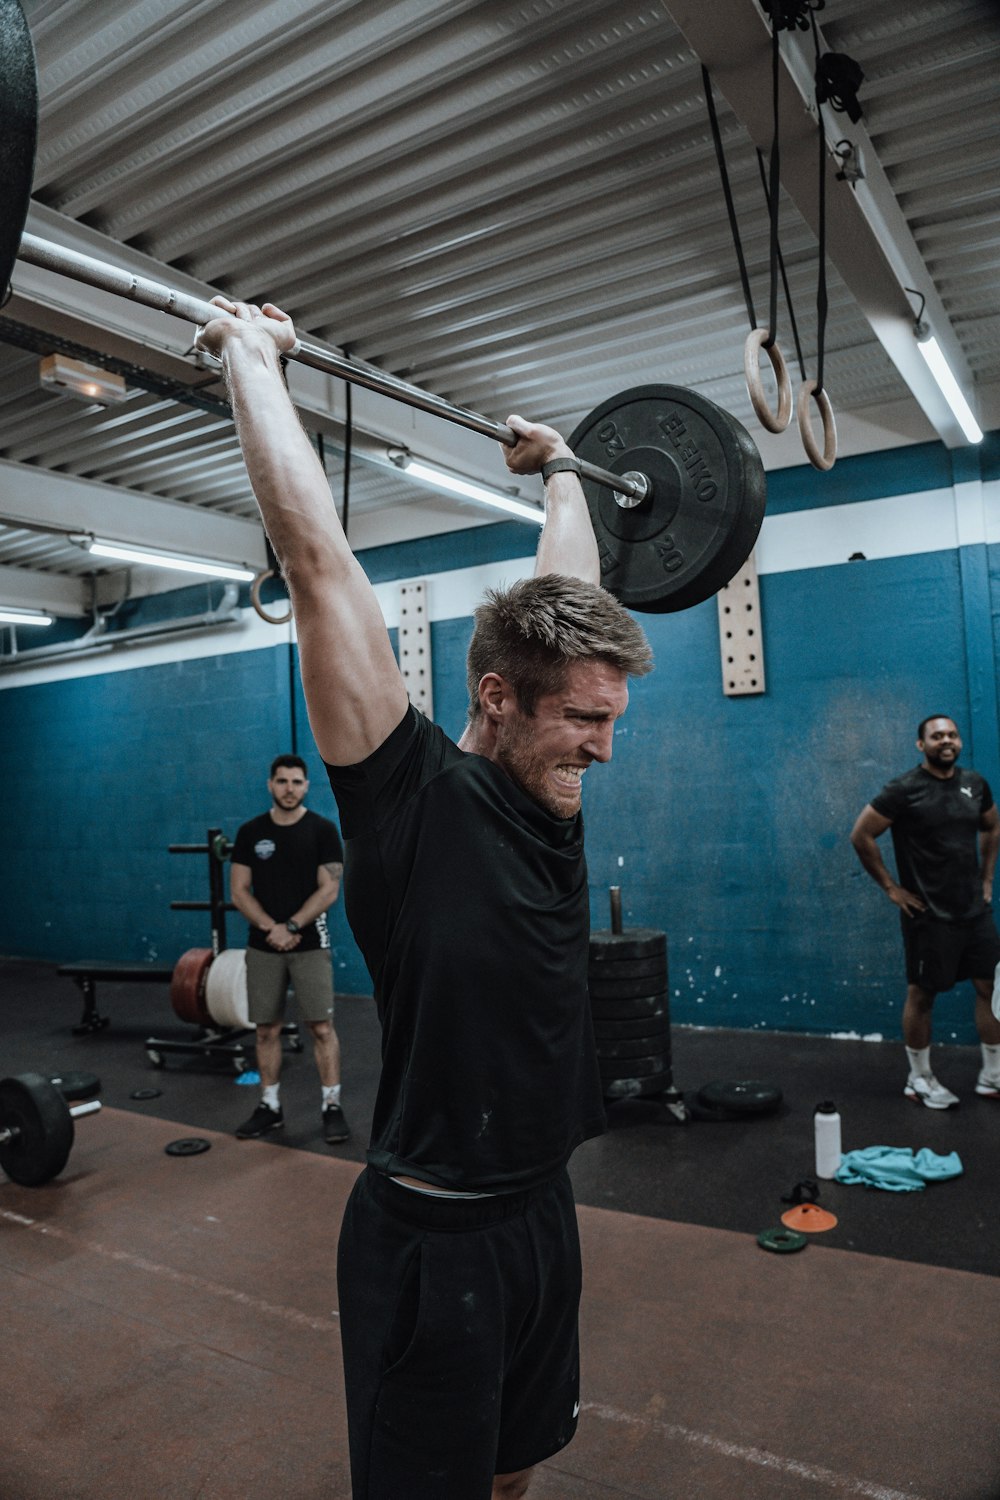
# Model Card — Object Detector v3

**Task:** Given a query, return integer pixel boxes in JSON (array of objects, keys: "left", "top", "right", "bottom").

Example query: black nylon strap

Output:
[
  {"left": 755, "top": 149, "right": 806, "bottom": 381},
  {"left": 811, "top": 10, "right": 829, "bottom": 395},
  {"left": 703, "top": 66, "right": 757, "bottom": 332},
  {"left": 766, "top": 20, "right": 781, "bottom": 349}
]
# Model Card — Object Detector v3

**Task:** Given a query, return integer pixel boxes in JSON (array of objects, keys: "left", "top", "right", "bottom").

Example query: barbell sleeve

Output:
[{"left": 69, "top": 1099, "right": 101, "bottom": 1121}]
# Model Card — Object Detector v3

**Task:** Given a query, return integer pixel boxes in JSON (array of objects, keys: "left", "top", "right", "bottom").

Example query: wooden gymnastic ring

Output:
[
  {"left": 796, "top": 380, "right": 837, "bottom": 471},
  {"left": 743, "top": 329, "right": 793, "bottom": 435},
  {"left": 250, "top": 570, "right": 292, "bottom": 625}
]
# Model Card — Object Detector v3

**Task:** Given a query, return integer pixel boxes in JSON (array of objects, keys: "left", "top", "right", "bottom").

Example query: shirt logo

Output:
[
  {"left": 254, "top": 838, "right": 277, "bottom": 859},
  {"left": 960, "top": 787, "right": 973, "bottom": 798}
]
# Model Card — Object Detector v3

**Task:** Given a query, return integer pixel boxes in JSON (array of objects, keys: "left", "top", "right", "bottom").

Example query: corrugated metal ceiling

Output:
[{"left": 2, "top": 0, "right": 998, "bottom": 613}]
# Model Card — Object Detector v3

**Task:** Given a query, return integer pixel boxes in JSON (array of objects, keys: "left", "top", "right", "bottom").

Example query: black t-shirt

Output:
[
  {"left": 325, "top": 705, "right": 605, "bottom": 1192},
  {"left": 231, "top": 809, "right": 343, "bottom": 951},
  {"left": 871, "top": 765, "right": 994, "bottom": 922}
]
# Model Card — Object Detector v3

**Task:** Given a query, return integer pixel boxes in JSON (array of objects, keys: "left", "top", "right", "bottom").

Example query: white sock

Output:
[
  {"left": 905, "top": 1046, "right": 931, "bottom": 1077},
  {"left": 262, "top": 1084, "right": 280, "bottom": 1110},
  {"left": 981, "top": 1043, "right": 1000, "bottom": 1074},
  {"left": 322, "top": 1084, "right": 341, "bottom": 1107}
]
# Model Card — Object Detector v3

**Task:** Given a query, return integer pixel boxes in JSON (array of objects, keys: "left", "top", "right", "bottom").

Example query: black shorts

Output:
[
  {"left": 901, "top": 908, "right": 1000, "bottom": 994},
  {"left": 336, "top": 1166, "right": 582, "bottom": 1500}
]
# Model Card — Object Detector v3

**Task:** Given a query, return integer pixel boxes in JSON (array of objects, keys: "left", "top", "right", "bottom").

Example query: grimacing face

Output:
[
  {"left": 493, "top": 658, "right": 629, "bottom": 818},
  {"left": 269, "top": 765, "right": 309, "bottom": 810}
]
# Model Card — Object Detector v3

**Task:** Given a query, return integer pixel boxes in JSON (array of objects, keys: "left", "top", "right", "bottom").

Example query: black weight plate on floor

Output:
[
  {"left": 596, "top": 1032, "right": 672, "bottom": 1060},
  {"left": 130, "top": 1088, "right": 162, "bottom": 1100},
  {"left": 49, "top": 1071, "right": 101, "bottom": 1102},
  {"left": 696, "top": 1079, "right": 783, "bottom": 1117},
  {"left": 0, "top": 0, "right": 37, "bottom": 298},
  {"left": 599, "top": 1052, "right": 671, "bottom": 1081},
  {"left": 604, "top": 1069, "right": 673, "bottom": 1101},
  {"left": 165, "top": 1137, "right": 211, "bottom": 1157},
  {"left": 590, "top": 990, "right": 668, "bottom": 1022},
  {"left": 569, "top": 385, "right": 766, "bottom": 613},
  {"left": 586, "top": 955, "right": 667, "bottom": 981},
  {"left": 589, "top": 972, "right": 668, "bottom": 1001},
  {"left": 589, "top": 928, "right": 666, "bottom": 962},
  {"left": 0, "top": 1072, "right": 73, "bottom": 1186},
  {"left": 593, "top": 1007, "right": 669, "bottom": 1038}
]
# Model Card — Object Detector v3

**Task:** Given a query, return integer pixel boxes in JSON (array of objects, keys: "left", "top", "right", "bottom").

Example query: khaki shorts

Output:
[{"left": 245, "top": 946, "right": 334, "bottom": 1024}]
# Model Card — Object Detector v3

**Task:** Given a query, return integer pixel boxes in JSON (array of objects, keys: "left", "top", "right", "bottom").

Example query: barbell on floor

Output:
[
  {"left": 0, "top": 0, "right": 766, "bottom": 614},
  {"left": 0, "top": 1072, "right": 102, "bottom": 1186}
]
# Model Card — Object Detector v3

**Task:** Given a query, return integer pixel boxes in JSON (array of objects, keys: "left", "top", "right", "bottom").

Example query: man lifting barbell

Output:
[{"left": 194, "top": 296, "right": 653, "bottom": 1500}]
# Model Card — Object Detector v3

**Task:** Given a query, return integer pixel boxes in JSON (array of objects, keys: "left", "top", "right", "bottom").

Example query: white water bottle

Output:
[{"left": 814, "top": 1101, "right": 842, "bottom": 1180}]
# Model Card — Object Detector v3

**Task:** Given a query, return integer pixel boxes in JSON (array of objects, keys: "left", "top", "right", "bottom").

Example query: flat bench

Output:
[{"left": 57, "top": 960, "right": 175, "bottom": 1035}]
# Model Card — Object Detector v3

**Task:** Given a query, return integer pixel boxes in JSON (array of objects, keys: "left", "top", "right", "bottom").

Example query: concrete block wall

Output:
[{"left": 3, "top": 430, "right": 999, "bottom": 1043}]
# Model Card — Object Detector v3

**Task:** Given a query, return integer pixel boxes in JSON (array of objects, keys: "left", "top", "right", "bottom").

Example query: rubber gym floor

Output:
[{"left": 1, "top": 955, "right": 997, "bottom": 1500}]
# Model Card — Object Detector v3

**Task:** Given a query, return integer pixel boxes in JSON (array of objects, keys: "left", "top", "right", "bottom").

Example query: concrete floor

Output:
[
  {"left": 3, "top": 958, "right": 1000, "bottom": 1498},
  {"left": 2, "top": 1104, "right": 999, "bottom": 1500}
]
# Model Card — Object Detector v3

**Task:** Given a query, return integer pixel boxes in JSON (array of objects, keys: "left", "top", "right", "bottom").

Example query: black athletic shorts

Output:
[
  {"left": 336, "top": 1165, "right": 582, "bottom": 1500},
  {"left": 900, "top": 907, "right": 1000, "bottom": 994}
]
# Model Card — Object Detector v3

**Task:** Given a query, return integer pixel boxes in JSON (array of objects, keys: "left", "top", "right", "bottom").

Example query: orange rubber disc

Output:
[{"left": 780, "top": 1204, "right": 838, "bottom": 1233}]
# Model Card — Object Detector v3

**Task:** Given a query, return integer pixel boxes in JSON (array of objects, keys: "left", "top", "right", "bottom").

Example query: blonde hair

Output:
[{"left": 466, "top": 574, "right": 653, "bottom": 721}]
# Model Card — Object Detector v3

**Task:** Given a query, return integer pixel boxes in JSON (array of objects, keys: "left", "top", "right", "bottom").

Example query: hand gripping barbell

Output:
[
  {"left": 0, "top": 0, "right": 767, "bottom": 614},
  {"left": 0, "top": 1072, "right": 102, "bottom": 1186}
]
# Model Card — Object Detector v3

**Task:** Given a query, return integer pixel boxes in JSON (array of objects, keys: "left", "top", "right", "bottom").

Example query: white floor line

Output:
[
  {"left": 581, "top": 1402, "right": 930, "bottom": 1500},
  {"left": 1, "top": 1207, "right": 339, "bottom": 1333}
]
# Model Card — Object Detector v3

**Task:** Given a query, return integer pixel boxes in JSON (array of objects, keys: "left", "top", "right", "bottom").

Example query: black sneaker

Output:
[
  {"left": 323, "top": 1102, "right": 350, "bottom": 1144},
  {"left": 235, "top": 1102, "right": 284, "bottom": 1139}
]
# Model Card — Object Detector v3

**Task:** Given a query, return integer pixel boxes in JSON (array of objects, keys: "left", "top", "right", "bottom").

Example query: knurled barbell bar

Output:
[
  {"left": 0, "top": 0, "right": 766, "bottom": 614},
  {"left": 0, "top": 1072, "right": 102, "bottom": 1186}
]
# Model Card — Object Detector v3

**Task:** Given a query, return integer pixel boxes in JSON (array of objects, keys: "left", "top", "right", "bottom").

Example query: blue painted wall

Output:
[{"left": 3, "top": 432, "right": 999, "bottom": 1044}]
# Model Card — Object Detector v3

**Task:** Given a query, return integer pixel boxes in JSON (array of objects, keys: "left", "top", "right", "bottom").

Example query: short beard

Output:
[{"left": 495, "top": 714, "right": 578, "bottom": 819}]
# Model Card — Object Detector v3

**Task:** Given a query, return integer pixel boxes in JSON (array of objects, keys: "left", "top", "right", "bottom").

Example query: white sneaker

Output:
[
  {"left": 904, "top": 1072, "right": 959, "bottom": 1109},
  {"left": 975, "top": 1069, "right": 1000, "bottom": 1098}
]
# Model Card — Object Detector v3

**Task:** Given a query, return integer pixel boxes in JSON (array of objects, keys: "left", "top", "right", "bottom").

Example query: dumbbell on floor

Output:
[{"left": 0, "top": 1072, "right": 102, "bottom": 1186}]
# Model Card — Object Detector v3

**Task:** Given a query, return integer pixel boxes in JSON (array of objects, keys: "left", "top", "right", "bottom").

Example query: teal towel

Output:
[{"left": 835, "top": 1146, "right": 963, "bottom": 1192}]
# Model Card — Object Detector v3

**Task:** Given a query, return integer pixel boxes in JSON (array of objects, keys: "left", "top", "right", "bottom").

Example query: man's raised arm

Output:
[
  {"left": 195, "top": 300, "right": 408, "bottom": 767},
  {"left": 501, "top": 415, "right": 600, "bottom": 584}
]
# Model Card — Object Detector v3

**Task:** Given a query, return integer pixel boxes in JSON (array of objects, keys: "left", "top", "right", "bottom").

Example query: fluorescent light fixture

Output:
[
  {"left": 87, "top": 539, "right": 256, "bottom": 581},
  {"left": 39, "top": 353, "right": 127, "bottom": 405},
  {"left": 915, "top": 329, "right": 983, "bottom": 444},
  {"left": 390, "top": 451, "right": 544, "bottom": 526},
  {"left": 0, "top": 606, "right": 53, "bottom": 626}
]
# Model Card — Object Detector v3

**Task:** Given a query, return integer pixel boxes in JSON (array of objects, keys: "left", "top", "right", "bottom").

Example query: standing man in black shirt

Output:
[
  {"left": 851, "top": 714, "right": 1000, "bottom": 1107},
  {"left": 230, "top": 754, "right": 348, "bottom": 1145},
  {"left": 195, "top": 297, "right": 652, "bottom": 1500}
]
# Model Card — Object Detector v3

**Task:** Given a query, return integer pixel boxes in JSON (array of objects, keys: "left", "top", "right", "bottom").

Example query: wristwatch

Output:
[{"left": 285, "top": 918, "right": 301, "bottom": 934}]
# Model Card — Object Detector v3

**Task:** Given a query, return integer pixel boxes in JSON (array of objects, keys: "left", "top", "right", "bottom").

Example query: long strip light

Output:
[
  {"left": 0, "top": 606, "right": 53, "bottom": 626},
  {"left": 87, "top": 539, "right": 256, "bottom": 581},
  {"left": 390, "top": 451, "right": 544, "bottom": 526},
  {"left": 915, "top": 329, "right": 983, "bottom": 445}
]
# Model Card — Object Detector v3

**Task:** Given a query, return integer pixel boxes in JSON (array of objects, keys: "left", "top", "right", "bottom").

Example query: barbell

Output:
[
  {"left": 0, "top": 0, "right": 766, "bottom": 614},
  {"left": 0, "top": 1072, "right": 102, "bottom": 1186}
]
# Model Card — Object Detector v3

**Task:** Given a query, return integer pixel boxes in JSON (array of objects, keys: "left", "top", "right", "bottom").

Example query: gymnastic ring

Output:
[
  {"left": 796, "top": 380, "right": 837, "bottom": 471},
  {"left": 743, "top": 328, "right": 793, "bottom": 434},
  {"left": 250, "top": 569, "right": 292, "bottom": 625}
]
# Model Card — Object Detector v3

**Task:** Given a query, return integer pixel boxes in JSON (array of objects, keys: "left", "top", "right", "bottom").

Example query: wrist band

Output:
[{"left": 541, "top": 456, "right": 582, "bottom": 483}]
